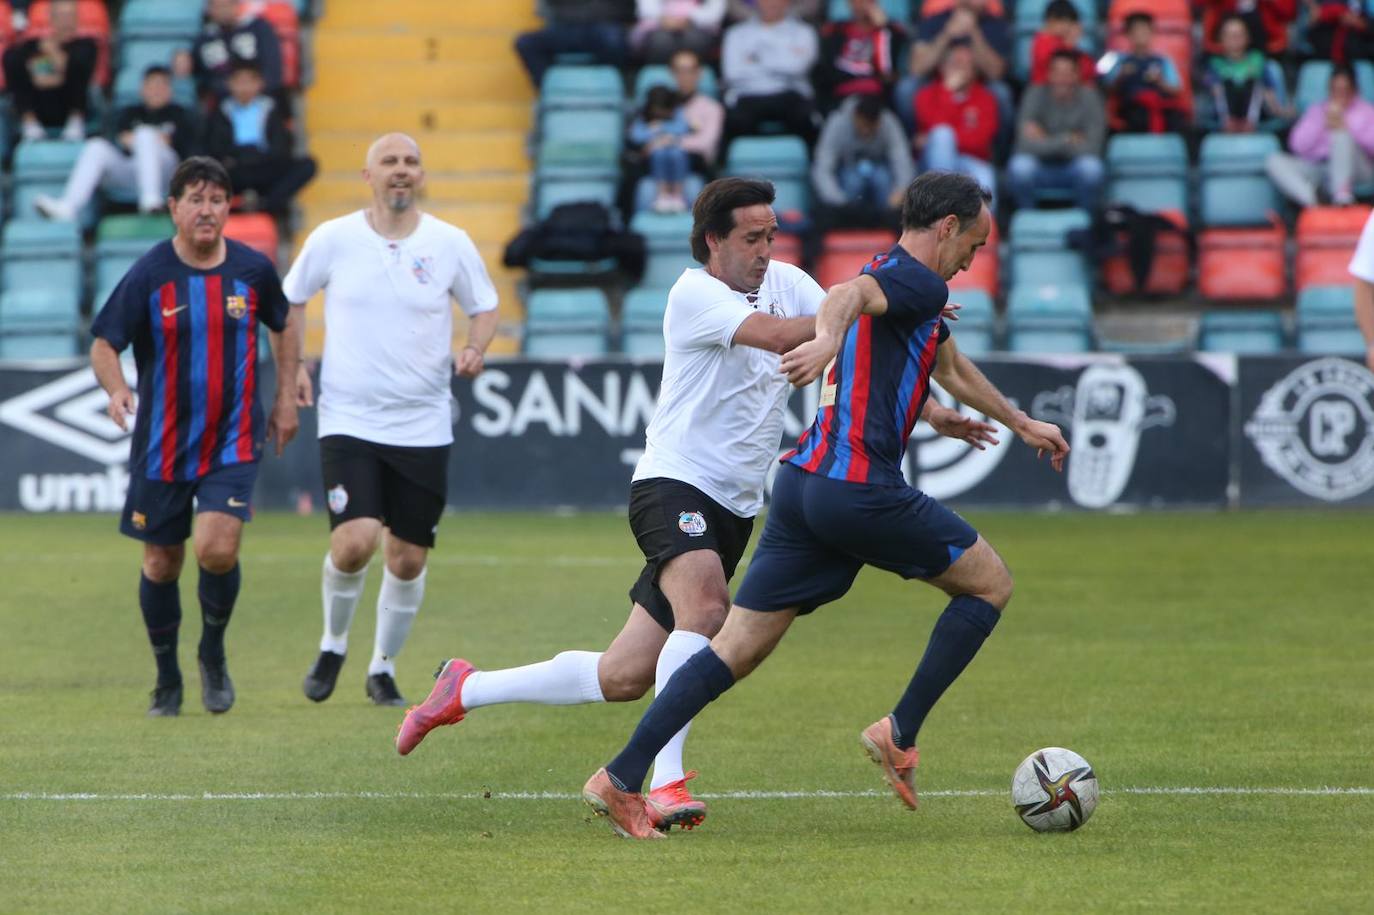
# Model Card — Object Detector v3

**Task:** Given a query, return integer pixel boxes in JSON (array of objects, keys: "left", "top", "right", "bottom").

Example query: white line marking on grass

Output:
[
  {"left": 0, "top": 553, "right": 632, "bottom": 568},
  {"left": 4, "top": 787, "right": 1372, "bottom": 802}
]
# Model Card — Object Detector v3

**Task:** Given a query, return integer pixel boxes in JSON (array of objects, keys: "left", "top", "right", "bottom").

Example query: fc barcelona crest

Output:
[{"left": 226, "top": 295, "right": 248, "bottom": 319}]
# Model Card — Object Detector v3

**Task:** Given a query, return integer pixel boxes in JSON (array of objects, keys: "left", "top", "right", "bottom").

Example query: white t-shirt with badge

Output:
[
  {"left": 283, "top": 211, "right": 499, "bottom": 447},
  {"left": 633, "top": 261, "right": 826, "bottom": 517},
  {"left": 1349, "top": 209, "right": 1374, "bottom": 284}
]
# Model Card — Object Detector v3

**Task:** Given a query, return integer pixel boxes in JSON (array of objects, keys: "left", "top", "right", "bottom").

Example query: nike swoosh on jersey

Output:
[
  {"left": 227, "top": 497, "right": 248, "bottom": 507},
  {"left": 161, "top": 304, "right": 189, "bottom": 317}
]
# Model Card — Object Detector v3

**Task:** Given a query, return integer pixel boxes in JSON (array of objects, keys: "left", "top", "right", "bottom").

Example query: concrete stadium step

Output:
[
  {"left": 308, "top": 131, "right": 527, "bottom": 174},
  {"left": 308, "top": 62, "right": 529, "bottom": 105},
  {"left": 306, "top": 102, "right": 531, "bottom": 134},
  {"left": 312, "top": 31, "right": 523, "bottom": 64},
  {"left": 301, "top": 173, "right": 528, "bottom": 207},
  {"left": 320, "top": 0, "right": 539, "bottom": 30}
]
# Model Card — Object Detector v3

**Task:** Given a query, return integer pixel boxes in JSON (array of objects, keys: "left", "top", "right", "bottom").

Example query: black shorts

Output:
[
  {"left": 627, "top": 477, "right": 755, "bottom": 632},
  {"left": 319, "top": 435, "right": 449, "bottom": 548},
  {"left": 734, "top": 462, "right": 979, "bottom": 614},
  {"left": 120, "top": 461, "right": 259, "bottom": 545}
]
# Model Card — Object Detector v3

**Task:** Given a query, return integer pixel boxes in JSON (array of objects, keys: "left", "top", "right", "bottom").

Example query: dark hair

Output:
[
  {"left": 690, "top": 177, "right": 775, "bottom": 264},
  {"left": 854, "top": 93, "right": 886, "bottom": 123},
  {"left": 900, "top": 171, "right": 989, "bottom": 233},
  {"left": 1124, "top": 11, "right": 1153, "bottom": 30},
  {"left": 169, "top": 156, "right": 233, "bottom": 200},
  {"left": 1048, "top": 48, "right": 1083, "bottom": 70},
  {"left": 643, "top": 85, "right": 678, "bottom": 119},
  {"left": 228, "top": 57, "right": 263, "bottom": 77},
  {"left": 1331, "top": 62, "right": 1356, "bottom": 88},
  {"left": 1044, "top": 0, "right": 1079, "bottom": 22},
  {"left": 143, "top": 64, "right": 172, "bottom": 80}
]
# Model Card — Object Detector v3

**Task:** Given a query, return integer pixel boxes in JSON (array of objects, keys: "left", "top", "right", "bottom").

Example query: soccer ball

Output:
[{"left": 1011, "top": 747, "right": 1099, "bottom": 832}]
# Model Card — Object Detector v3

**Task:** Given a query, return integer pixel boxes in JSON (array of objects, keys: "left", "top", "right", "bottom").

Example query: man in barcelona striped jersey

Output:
[
  {"left": 90, "top": 156, "right": 299, "bottom": 718},
  {"left": 583, "top": 172, "right": 1070, "bottom": 838},
  {"left": 394, "top": 177, "right": 995, "bottom": 832}
]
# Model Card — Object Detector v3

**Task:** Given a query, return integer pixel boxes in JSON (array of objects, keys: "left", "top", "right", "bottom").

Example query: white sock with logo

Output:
[
  {"left": 320, "top": 554, "right": 367, "bottom": 655},
  {"left": 460, "top": 650, "right": 605, "bottom": 709},
  {"left": 369, "top": 566, "right": 424, "bottom": 676},
  {"left": 649, "top": 630, "right": 710, "bottom": 791}
]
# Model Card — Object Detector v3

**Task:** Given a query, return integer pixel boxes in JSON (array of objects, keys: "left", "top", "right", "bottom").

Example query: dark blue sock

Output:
[
  {"left": 197, "top": 564, "right": 240, "bottom": 664},
  {"left": 139, "top": 574, "right": 182, "bottom": 687},
  {"left": 890, "top": 595, "right": 1001, "bottom": 750},
  {"left": 605, "top": 647, "right": 735, "bottom": 792}
]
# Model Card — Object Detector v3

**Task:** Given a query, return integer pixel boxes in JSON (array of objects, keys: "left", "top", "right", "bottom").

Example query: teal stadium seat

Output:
[
  {"left": 0, "top": 328, "right": 80, "bottom": 359},
  {"left": 947, "top": 288, "right": 998, "bottom": 353},
  {"left": 1014, "top": 0, "right": 1097, "bottom": 28},
  {"left": 621, "top": 287, "right": 670, "bottom": 332},
  {"left": 1198, "top": 310, "right": 1285, "bottom": 354},
  {"left": 539, "top": 66, "right": 625, "bottom": 111},
  {"left": 13, "top": 140, "right": 82, "bottom": 182},
  {"left": 827, "top": 0, "right": 912, "bottom": 19},
  {"left": 537, "top": 109, "right": 623, "bottom": 182},
  {"left": 533, "top": 178, "right": 618, "bottom": 219},
  {"left": 1105, "top": 133, "right": 1188, "bottom": 215},
  {"left": 1007, "top": 315, "right": 1093, "bottom": 353},
  {"left": 118, "top": 0, "right": 203, "bottom": 39},
  {"left": 725, "top": 136, "right": 809, "bottom": 180},
  {"left": 633, "top": 65, "right": 719, "bottom": 104},
  {"left": 2, "top": 219, "right": 82, "bottom": 257},
  {"left": 1007, "top": 282, "right": 1092, "bottom": 317},
  {"left": 1296, "top": 285, "right": 1364, "bottom": 354},
  {"left": 621, "top": 330, "right": 666, "bottom": 357},
  {"left": 1199, "top": 133, "right": 1281, "bottom": 227},
  {"left": 2, "top": 220, "right": 85, "bottom": 299},
  {"left": 524, "top": 288, "right": 611, "bottom": 333},
  {"left": 0, "top": 287, "right": 80, "bottom": 328},
  {"left": 1009, "top": 208, "right": 1091, "bottom": 288},
  {"left": 113, "top": 65, "right": 197, "bottom": 108},
  {"left": 630, "top": 211, "right": 697, "bottom": 289},
  {"left": 524, "top": 331, "right": 610, "bottom": 357}
]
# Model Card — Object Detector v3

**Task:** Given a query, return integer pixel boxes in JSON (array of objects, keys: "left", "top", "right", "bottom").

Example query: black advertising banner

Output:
[
  {"left": 0, "top": 354, "right": 1366, "bottom": 513},
  {"left": 1236, "top": 355, "right": 1374, "bottom": 506}
]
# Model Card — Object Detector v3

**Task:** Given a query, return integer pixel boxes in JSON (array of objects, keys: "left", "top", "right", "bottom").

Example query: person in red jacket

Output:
[
  {"left": 1029, "top": 0, "right": 1096, "bottom": 85},
  {"left": 1305, "top": 0, "right": 1374, "bottom": 64},
  {"left": 914, "top": 44, "right": 999, "bottom": 207},
  {"left": 1200, "top": 0, "right": 1297, "bottom": 57}
]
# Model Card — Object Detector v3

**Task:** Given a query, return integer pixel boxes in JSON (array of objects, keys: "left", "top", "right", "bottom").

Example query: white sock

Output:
[
  {"left": 369, "top": 566, "right": 425, "bottom": 676},
  {"left": 649, "top": 630, "right": 710, "bottom": 791},
  {"left": 460, "top": 650, "right": 605, "bottom": 709},
  {"left": 320, "top": 554, "right": 367, "bottom": 655}
]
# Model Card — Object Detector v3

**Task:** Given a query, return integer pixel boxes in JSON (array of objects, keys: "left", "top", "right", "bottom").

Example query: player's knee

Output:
[
  {"left": 980, "top": 560, "right": 1014, "bottom": 611},
  {"left": 597, "top": 657, "right": 652, "bottom": 702},
  {"left": 196, "top": 541, "right": 239, "bottom": 575},
  {"left": 673, "top": 594, "right": 730, "bottom": 637},
  {"left": 386, "top": 553, "right": 426, "bottom": 581},
  {"left": 330, "top": 536, "right": 374, "bottom": 573},
  {"left": 141, "top": 547, "right": 183, "bottom": 582}
]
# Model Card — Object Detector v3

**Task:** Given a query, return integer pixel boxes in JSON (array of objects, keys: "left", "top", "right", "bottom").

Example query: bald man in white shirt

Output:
[{"left": 285, "top": 133, "right": 500, "bottom": 707}]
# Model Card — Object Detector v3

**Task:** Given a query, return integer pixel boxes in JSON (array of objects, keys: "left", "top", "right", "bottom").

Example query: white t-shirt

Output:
[
  {"left": 633, "top": 261, "right": 825, "bottom": 517},
  {"left": 283, "top": 211, "right": 498, "bottom": 446},
  {"left": 1349, "top": 209, "right": 1374, "bottom": 284}
]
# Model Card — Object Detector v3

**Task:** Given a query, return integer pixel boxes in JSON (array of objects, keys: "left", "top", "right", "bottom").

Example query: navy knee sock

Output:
[
  {"left": 139, "top": 574, "right": 182, "bottom": 687},
  {"left": 890, "top": 595, "right": 1001, "bottom": 750},
  {"left": 605, "top": 647, "right": 735, "bottom": 793},
  {"left": 197, "top": 564, "right": 240, "bottom": 664}
]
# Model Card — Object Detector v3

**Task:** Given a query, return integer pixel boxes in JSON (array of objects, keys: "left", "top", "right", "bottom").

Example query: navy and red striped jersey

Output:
[
  {"left": 782, "top": 244, "right": 951, "bottom": 486},
  {"left": 92, "top": 238, "right": 289, "bottom": 482}
]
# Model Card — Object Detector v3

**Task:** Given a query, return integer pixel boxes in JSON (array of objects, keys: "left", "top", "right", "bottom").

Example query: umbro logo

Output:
[{"left": 0, "top": 366, "right": 135, "bottom": 464}]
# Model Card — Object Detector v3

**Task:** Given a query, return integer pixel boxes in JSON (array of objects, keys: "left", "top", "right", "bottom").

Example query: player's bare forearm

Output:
[
  {"left": 1355, "top": 279, "right": 1374, "bottom": 369},
  {"left": 732, "top": 314, "right": 815, "bottom": 354},
  {"left": 934, "top": 347, "right": 1026, "bottom": 431},
  {"left": 90, "top": 338, "right": 128, "bottom": 397},
  {"left": 269, "top": 310, "right": 301, "bottom": 398},
  {"left": 781, "top": 277, "right": 886, "bottom": 387},
  {"left": 465, "top": 308, "right": 499, "bottom": 355}
]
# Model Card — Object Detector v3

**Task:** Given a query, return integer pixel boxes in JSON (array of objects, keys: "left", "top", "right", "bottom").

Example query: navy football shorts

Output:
[
  {"left": 120, "top": 460, "right": 260, "bottom": 545},
  {"left": 733, "top": 462, "right": 979, "bottom": 614}
]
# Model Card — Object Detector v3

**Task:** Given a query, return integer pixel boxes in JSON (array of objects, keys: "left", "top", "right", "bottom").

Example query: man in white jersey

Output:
[
  {"left": 283, "top": 133, "right": 499, "bottom": 706},
  {"left": 394, "top": 178, "right": 993, "bottom": 829}
]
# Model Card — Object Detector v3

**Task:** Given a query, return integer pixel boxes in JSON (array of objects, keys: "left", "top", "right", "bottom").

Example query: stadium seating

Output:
[
  {"left": 524, "top": 331, "right": 610, "bottom": 357},
  {"left": 1294, "top": 206, "right": 1373, "bottom": 291},
  {"left": 1102, "top": 209, "right": 1190, "bottom": 295},
  {"left": 248, "top": 1, "right": 303, "bottom": 88},
  {"left": 827, "top": 0, "right": 914, "bottom": 19},
  {"left": 1198, "top": 224, "right": 1287, "bottom": 300},
  {"left": 633, "top": 65, "right": 719, "bottom": 104},
  {"left": 947, "top": 287, "right": 997, "bottom": 354},
  {"left": 1293, "top": 60, "right": 1374, "bottom": 112},
  {"left": 117, "top": 0, "right": 202, "bottom": 40},
  {"left": 539, "top": 66, "right": 624, "bottom": 112},
  {"left": 771, "top": 232, "right": 803, "bottom": 267},
  {"left": 525, "top": 288, "right": 611, "bottom": 332},
  {"left": 621, "top": 287, "right": 668, "bottom": 331},
  {"left": 948, "top": 218, "right": 1000, "bottom": 296},
  {"left": 1009, "top": 208, "right": 1091, "bottom": 289},
  {"left": 225, "top": 214, "right": 280, "bottom": 265},
  {"left": 536, "top": 109, "right": 623, "bottom": 181},
  {"left": 1295, "top": 285, "right": 1365, "bottom": 355},
  {"left": 1105, "top": 133, "right": 1189, "bottom": 214},
  {"left": 1198, "top": 309, "right": 1285, "bottom": 353},
  {"left": 631, "top": 210, "right": 696, "bottom": 289},
  {"left": 814, "top": 229, "right": 896, "bottom": 290},
  {"left": 1198, "top": 133, "right": 1281, "bottom": 227}
]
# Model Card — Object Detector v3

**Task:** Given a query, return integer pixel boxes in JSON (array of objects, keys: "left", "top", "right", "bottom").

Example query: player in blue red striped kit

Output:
[
  {"left": 583, "top": 172, "right": 1071, "bottom": 838},
  {"left": 90, "top": 156, "right": 299, "bottom": 717}
]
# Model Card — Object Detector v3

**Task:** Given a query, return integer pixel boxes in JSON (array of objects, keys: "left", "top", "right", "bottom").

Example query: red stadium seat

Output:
[
  {"left": 917, "top": 0, "right": 1005, "bottom": 17},
  {"left": 771, "top": 231, "right": 803, "bottom": 267},
  {"left": 1107, "top": 0, "right": 1190, "bottom": 31},
  {"left": 1103, "top": 209, "right": 1190, "bottom": 295},
  {"left": 0, "top": 2, "right": 12, "bottom": 90},
  {"left": 822, "top": 228, "right": 897, "bottom": 253},
  {"left": 240, "top": 1, "right": 300, "bottom": 88},
  {"left": 1198, "top": 224, "right": 1287, "bottom": 300},
  {"left": 1295, "top": 205, "right": 1373, "bottom": 291},
  {"left": 947, "top": 217, "right": 999, "bottom": 296},
  {"left": 24, "top": 0, "right": 111, "bottom": 86},
  {"left": 226, "top": 214, "right": 280, "bottom": 266},
  {"left": 815, "top": 250, "right": 874, "bottom": 290}
]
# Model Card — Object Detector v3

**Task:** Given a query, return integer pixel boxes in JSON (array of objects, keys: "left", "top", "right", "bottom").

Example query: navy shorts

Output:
[
  {"left": 120, "top": 461, "right": 260, "bottom": 545},
  {"left": 734, "top": 462, "right": 978, "bottom": 614}
]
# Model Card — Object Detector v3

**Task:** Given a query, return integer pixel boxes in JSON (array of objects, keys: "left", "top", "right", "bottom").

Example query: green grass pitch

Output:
[{"left": 1, "top": 510, "right": 1371, "bottom": 912}]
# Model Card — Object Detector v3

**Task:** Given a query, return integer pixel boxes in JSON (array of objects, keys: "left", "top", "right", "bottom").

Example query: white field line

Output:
[
  {"left": 3, "top": 787, "right": 1372, "bottom": 802},
  {"left": 0, "top": 553, "right": 632, "bottom": 568}
]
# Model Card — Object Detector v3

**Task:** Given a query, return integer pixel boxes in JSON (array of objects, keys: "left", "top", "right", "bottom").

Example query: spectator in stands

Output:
[
  {"left": 631, "top": 86, "right": 693, "bottom": 212},
  {"left": 814, "top": 0, "right": 906, "bottom": 111},
  {"left": 1199, "top": 0, "right": 1296, "bottom": 57},
  {"left": 204, "top": 60, "right": 316, "bottom": 215},
  {"left": 1203, "top": 14, "right": 1290, "bottom": 133},
  {"left": 811, "top": 93, "right": 913, "bottom": 226},
  {"left": 2, "top": 0, "right": 97, "bottom": 141},
  {"left": 1266, "top": 63, "right": 1374, "bottom": 207},
  {"left": 1007, "top": 49, "right": 1105, "bottom": 212},
  {"left": 720, "top": 0, "right": 819, "bottom": 145},
  {"left": 727, "top": 0, "right": 823, "bottom": 22},
  {"left": 514, "top": 0, "right": 634, "bottom": 88},
  {"left": 633, "top": 0, "right": 724, "bottom": 64},
  {"left": 914, "top": 45, "right": 998, "bottom": 206},
  {"left": 671, "top": 49, "right": 724, "bottom": 168},
  {"left": 898, "top": 0, "right": 1011, "bottom": 137},
  {"left": 177, "top": 0, "right": 284, "bottom": 101},
  {"left": 1305, "top": 0, "right": 1374, "bottom": 65},
  {"left": 34, "top": 66, "right": 195, "bottom": 221},
  {"left": 1104, "top": 13, "right": 1185, "bottom": 134},
  {"left": 1028, "top": 0, "right": 1095, "bottom": 86}
]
